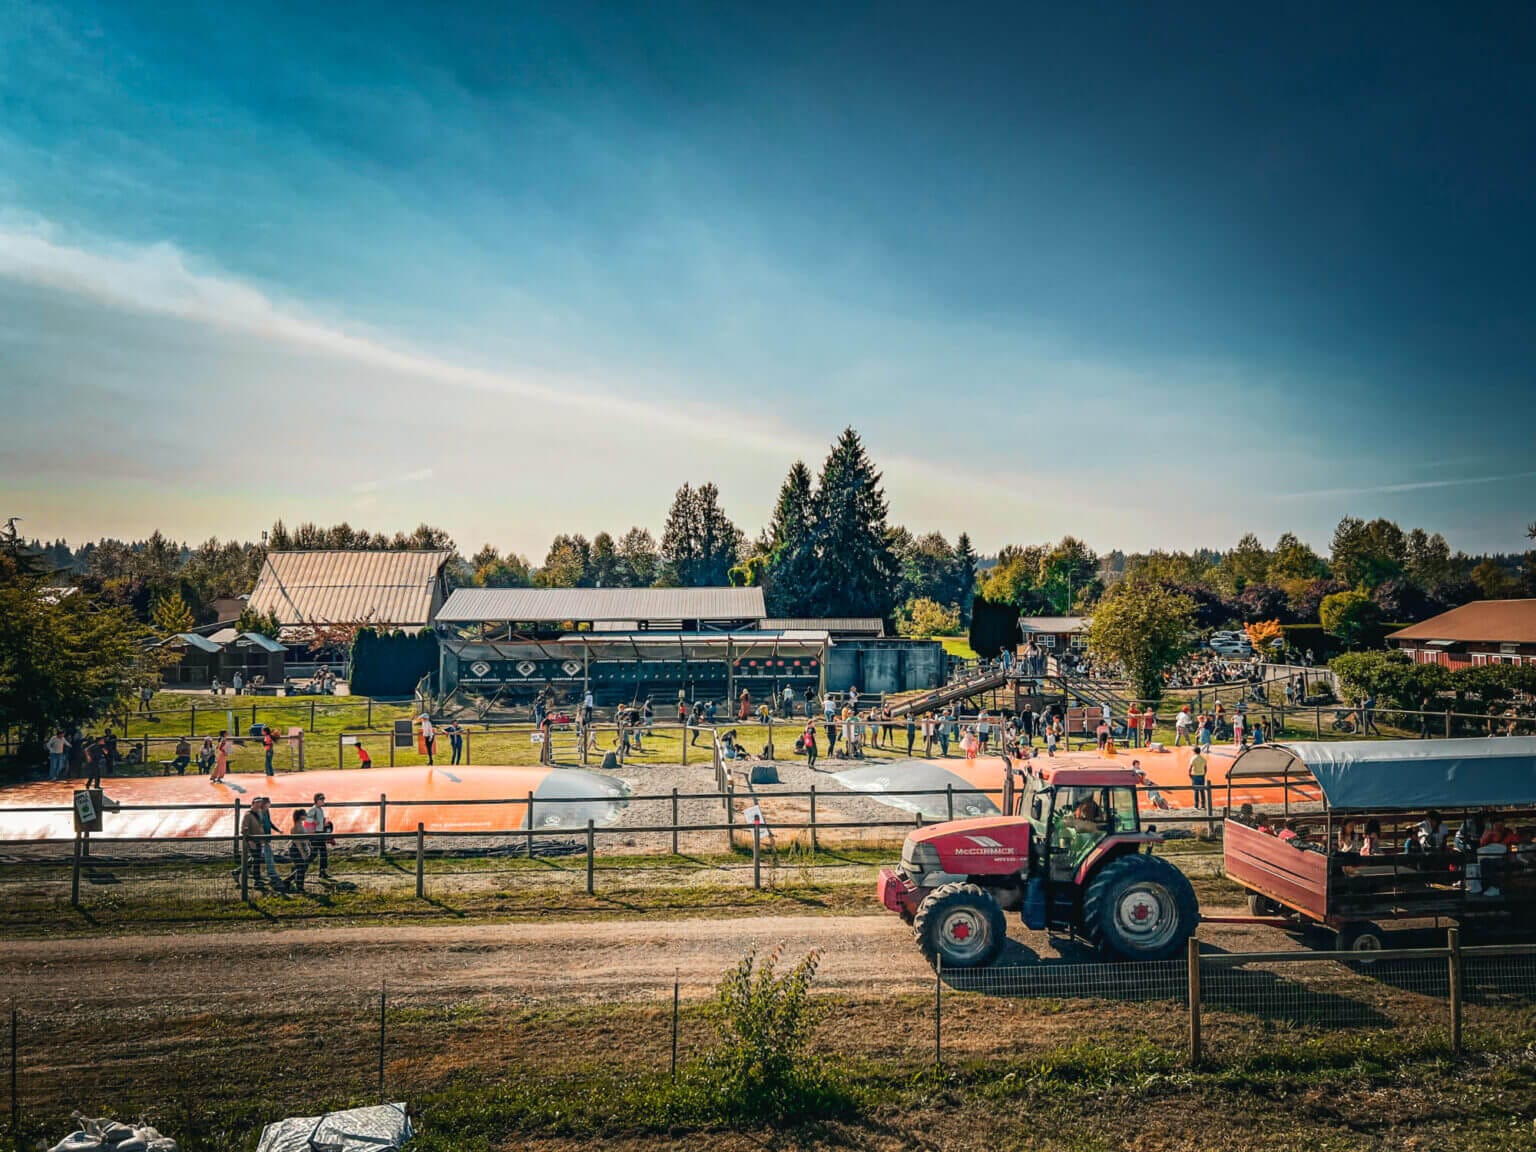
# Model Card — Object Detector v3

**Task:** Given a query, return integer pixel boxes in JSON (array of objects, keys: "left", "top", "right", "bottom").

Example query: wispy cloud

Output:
[
  {"left": 351, "top": 467, "right": 435, "bottom": 496},
  {"left": 0, "top": 216, "right": 1081, "bottom": 533},
  {"left": 0, "top": 217, "right": 822, "bottom": 462},
  {"left": 1277, "top": 471, "right": 1536, "bottom": 501}
]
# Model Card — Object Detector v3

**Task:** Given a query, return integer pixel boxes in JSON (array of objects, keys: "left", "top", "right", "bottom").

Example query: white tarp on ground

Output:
[
  {"left": 48, "top": 1115, "right": 177, "bottom": 1152},
  {"left": 255, "top": 1103, "right": 412, "bottom": 1152}
]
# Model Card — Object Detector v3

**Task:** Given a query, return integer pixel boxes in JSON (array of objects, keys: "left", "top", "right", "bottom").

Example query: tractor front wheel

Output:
[
  {"left": 913, "top": 882, "right": 1006, "bottom": 969},
  {"left": 1081, "top": 855, "right": 1198, "bottom": 962}
]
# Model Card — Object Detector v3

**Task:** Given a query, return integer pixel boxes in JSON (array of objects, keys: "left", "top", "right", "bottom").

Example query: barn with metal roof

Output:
[{"left": 249, "top": 550, "right": 453, "bottom": 636}]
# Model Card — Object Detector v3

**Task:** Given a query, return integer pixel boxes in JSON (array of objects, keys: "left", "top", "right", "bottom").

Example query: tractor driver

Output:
[{"left": 1051, "top": 793, "right": 1109, "bottom": 872}]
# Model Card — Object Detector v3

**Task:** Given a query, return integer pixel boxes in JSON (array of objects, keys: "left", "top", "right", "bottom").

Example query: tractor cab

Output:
[{"left": 1020, "top": 766, "right": 1145, "bottom": 881}]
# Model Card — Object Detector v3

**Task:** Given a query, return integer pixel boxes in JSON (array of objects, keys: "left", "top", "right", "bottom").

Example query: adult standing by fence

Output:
[
  {"left": 801, "top": 720, "right": 817, "bottom": 769},
  {"left": 1189, "top": 749, "right": 1209, "bottom": 810},
  {"left": 417, "top": 710, "right": 436, "bottom": 766},
  {"left": 307, "top": 792, "right": 331, "bottom": 880},
  {"left": 46, "top": 730, "right": 70, "bottom": 779},
  {"left": 262, "top": 726, "right": 275, "bottom": 776}
]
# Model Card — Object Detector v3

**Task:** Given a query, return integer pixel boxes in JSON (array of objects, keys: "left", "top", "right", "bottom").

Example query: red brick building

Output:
[{"left": 1387, "top": 599, "right": 1536, "bottom": 667}]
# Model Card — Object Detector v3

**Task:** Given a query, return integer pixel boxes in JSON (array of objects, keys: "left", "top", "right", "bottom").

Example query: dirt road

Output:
[{"left": 0, "top": 912, "right": 1298, "bottom": 1008}]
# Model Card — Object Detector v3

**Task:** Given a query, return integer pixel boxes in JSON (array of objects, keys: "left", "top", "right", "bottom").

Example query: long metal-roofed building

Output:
[{"left": 434, "top": 586, "right": 830, "bottom": 705}]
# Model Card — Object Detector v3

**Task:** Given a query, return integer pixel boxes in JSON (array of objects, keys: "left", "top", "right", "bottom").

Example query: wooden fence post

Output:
[
  {"left": 752, "top": 820, "right": 762, "bottom": 889},
  {"left": 337, "top": 734, "right": 343, "bottom": 770},
  {"left": 415, "top": 823, "right": 425, "bottom": 898},
  {"left": 946, "top": 783, "right": 954, "bottom": 821},
  {"left": 808, "top": 785, "right": 818, "bottom": 852},
  {"left": 310, "top": 699, "right": 316, "bottom": 730},
  {"left": 726, "top": 783, "right": 735, "bottom": 851},
  {"left": 682, "top": 725, "right": 688, "bottom": 765},
  {"left": 1314, "top": 706, "right": 1322, "bottom": 739},
  {"left": 526, "top": 791, "right": 536, "bottom": 858},
  {"left": 378, "top": 982, "right": 387, "bottom": 1103},
  {"left": 71, "top": 834, "right": 81, "bottom": 907},
  {"left": 379, "top": 795, "right": 387, "bottom": 858},
  {"left": 1445, "top": 709, "right": 1452, "bottom": 739},
  {"left": 586, "top": 819, "right": 595, "bottom": 895},
  {"left": 239, "top": 832, "right": 249, "bottom": 902},
  {"left": 1187, "top": 935, "right": 1202, "bottom": 1066},
  {"left": 671, "top": 974, "right": 680, "bottom": 1079},
  {"left": 232, "top": 800, "right": 242, "bottom": 864},
  {"left": 934, "top": 955, "right": 943, "bottom": 1068},
  {"left": 1448, "top": 927, "right": 1462, "bottom": 1055},
  {"left": 671, "top": 788, "right": 680, "bottom": 856}
]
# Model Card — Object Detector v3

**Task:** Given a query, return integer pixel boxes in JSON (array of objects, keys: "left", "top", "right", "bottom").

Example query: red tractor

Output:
[{"left": 877, "top": 764, "right": 1199, "bottom": 967}]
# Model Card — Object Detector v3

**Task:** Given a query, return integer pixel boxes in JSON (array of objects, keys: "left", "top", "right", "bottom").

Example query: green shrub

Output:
[{"left": 681, "top": 944, "right": 855, "bottom": 1124}]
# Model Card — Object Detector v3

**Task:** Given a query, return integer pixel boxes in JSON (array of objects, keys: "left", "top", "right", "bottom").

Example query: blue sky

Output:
[{"left": 2, "top": 1, "right": 1534, "bottom": 557}]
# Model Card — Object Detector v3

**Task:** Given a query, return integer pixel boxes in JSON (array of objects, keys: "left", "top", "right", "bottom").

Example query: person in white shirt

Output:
[
  {"left": 417, "top": 712, "right": 436, "bottom": 765},
  {"left": 1174, "top": 707, "right": 1193, "bottom": 746},
  {"left": 306, "top": 792, "right": 331, "bottom": 880},
  {"left": 46, "top": 731, "right": 70, "bottom": 779}
]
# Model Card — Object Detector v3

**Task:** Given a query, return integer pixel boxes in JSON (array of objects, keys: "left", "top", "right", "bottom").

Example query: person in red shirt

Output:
[
  {"left": 262, "top": 726, "right": 276, "bottom": 777},
  {"left": 1481, "top": 819, "right": 1520, "bottom": 849},
  {"left": 354, "top": 740, "right": 372, "bottom": 769}
]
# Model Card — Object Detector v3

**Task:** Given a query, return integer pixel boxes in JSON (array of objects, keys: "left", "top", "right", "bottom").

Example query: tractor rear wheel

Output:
[
  {"left": 913, "top": 882, "right": 1006, "bottom": 969},
  {"left": 1081, "top": 854, "right": 1198, "bottom": 961}
]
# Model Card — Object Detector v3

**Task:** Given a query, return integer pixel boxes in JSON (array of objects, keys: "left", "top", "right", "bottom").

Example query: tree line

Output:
[{"left": 15, "top": 436, "right": 1534, "bottom": 645}]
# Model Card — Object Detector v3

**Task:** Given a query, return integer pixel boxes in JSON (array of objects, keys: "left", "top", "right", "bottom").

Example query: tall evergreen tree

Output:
[
  {"left": 764, "top": 463, "right": 818, "bottom": 615},
  {"left": 806, "top": 428, "right": 897, "bottom": 618},
  {"left": 950, "top": 532, "right": 978, "bottom": 622},
  {"left": 660, "top": 483, "right": 741, "bottom": 586}
]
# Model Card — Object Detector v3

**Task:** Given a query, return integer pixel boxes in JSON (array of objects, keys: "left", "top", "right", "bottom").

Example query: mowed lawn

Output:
[{"left": 115, "top": 693, "right": 925, "bottom": 773}]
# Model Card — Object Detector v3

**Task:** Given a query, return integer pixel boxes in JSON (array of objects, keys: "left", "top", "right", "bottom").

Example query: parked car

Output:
[{"left": 1207, "top": 633, "right": 1254, "bottom": 656}]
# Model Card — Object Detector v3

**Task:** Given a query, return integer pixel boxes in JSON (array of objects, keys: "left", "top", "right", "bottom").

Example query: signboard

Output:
[
  {"left": 73, "top": 788, "right": 103, "bottom": 833},
  {"left": 393, "top": 719, "right": 415, "bottom": 749}
]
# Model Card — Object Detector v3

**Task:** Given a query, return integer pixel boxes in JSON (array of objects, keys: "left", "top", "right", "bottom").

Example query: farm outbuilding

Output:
[
  {"left": 157, "top": 631, "right": 286, "bottom": 688},
  {"left": 1388, "top": 599, "right": 1536, "bottom": 668}
]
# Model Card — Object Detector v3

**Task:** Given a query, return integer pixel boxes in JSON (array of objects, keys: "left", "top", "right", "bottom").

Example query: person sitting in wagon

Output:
[
  {"left": 1481, "top": 817, "right": 1520, "bottom": 850},
  {"left": 1413, "top": 810, "right": 1449, "bottom": 853}
]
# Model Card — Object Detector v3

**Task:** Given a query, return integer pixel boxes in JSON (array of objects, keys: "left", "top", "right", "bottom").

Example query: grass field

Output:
[{"left": 9, "top": 963, "right": 1536, "bottom": 1152}]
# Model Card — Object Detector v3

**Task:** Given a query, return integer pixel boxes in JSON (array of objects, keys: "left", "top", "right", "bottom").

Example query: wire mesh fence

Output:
[{"left": 6, "top": 943, "right": 1536, "bottom": 1151}]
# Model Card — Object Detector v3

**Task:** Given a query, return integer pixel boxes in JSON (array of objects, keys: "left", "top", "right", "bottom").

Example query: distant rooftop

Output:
[{"left": 437, "top": 586, "right": 766, "bottom": 625}]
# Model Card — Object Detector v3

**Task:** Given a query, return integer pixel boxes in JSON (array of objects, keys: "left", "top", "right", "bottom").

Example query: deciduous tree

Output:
[{"left": 1086, "top": 584, "right": 1196, "bottom": 701}]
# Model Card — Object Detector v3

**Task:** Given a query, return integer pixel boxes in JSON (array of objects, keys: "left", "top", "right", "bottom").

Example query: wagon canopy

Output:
[{"left": 1228, "top": 737, "right": 1536, "bottom": 812}]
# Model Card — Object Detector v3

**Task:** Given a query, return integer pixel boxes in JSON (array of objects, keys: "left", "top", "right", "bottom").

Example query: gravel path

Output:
[
  {"left": 594, "top": 749, "right": 926, "bottom": 854},
  {"left": 0, "top": 913, "right": 1296, "bottom": 1006}
]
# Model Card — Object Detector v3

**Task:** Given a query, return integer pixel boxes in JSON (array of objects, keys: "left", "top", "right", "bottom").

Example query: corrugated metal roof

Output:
[
  {"left": 167, "top": 632, "right": 222, "bottom": 653},
  {"left": 1388, "top": 599, "right": 1536, "bottom": 645},
  {"left": 761, "top": 618, "right": 886, "bottom": 636},
  {"left": 437, "top": 586, "right": 766, "bottom": 623},
  {"left": 1019, "top": 616, "right": 1089, "bottom": 633},
  {"left": 249, "top": 551, "right": 450, "bottom": 626}
]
